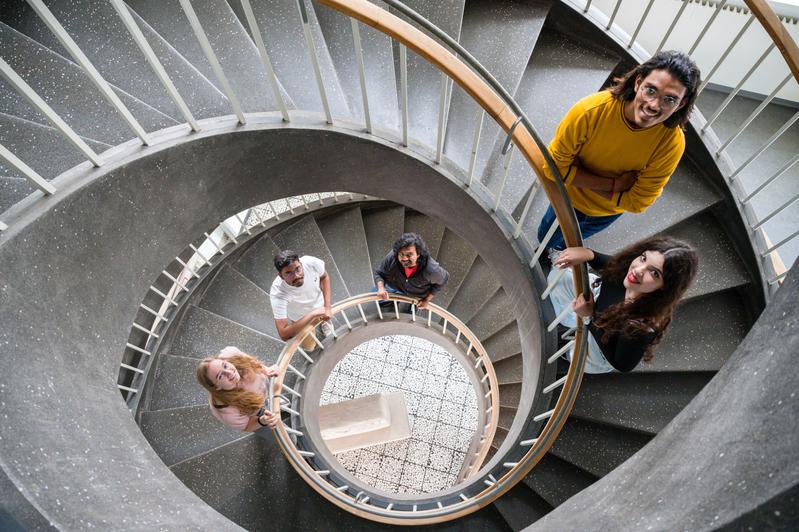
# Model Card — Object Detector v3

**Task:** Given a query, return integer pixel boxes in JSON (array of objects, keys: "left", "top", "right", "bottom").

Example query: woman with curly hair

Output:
[
  {"left": 548, "top": 236, "right": 698, "bottom": 373},
  {"left": 196, "top": 346, "right": 281, "bottom": 431}
]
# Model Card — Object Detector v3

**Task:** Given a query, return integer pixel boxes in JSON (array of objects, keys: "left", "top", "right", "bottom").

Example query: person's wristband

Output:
[{"left": 257, "top": 414, "right": 269, "bottom": 427}]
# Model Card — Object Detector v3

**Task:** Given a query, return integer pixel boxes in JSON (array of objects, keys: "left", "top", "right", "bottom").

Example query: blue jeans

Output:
[{"left": 537, "top": 205, "right": 622, "bottom": 251}]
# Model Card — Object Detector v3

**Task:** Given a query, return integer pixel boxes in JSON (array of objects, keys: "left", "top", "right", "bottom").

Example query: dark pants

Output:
[{"left": 537, "top": 205, "right": 622, "bottom": 250}]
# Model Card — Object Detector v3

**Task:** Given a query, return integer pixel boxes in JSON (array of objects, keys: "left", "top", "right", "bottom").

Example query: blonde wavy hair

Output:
[{"left": 196, "top": 353, "right": 265, "bottom": 415}]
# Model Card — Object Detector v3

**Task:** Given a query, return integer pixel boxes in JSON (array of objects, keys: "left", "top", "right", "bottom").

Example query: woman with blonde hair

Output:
[{"left": 196, "top": 346, "right": 280, "bottom": 431}]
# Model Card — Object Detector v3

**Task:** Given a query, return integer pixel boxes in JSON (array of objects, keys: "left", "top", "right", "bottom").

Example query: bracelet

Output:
[{"left": 257, "top": 414, "right": 269, "bottom": 427}]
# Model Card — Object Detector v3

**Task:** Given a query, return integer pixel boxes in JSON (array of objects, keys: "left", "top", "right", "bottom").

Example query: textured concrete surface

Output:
[
  {"left": 492, "top": 355, "right": 524, "bottom": 385},
  {"left": 403, "top": 208, "right": 446, "bottom": 259},
  {"left": 446, "top": 257, "right": 502, "bottom": 323},
  {"left": 444, "top": 0, "right": 549, "bottom": 174},
  {"left": 232, "top": 232, "right": 281, "bottom": 293},
  {"left": 125, "top": 0, "right": 289, "bottom": 113},
  {"left": 0, "top": 23, "right": 177, "bottom": 145},
  {"left": 0, "top": 176, "right": 36, "bottom": 213},
  {"left": 431, "top": 227, "right": 478, "bottom": 309},
  {"left": 483, "top": 324, "right": 522, "bottom": 363},
  {"left": 492, "top": 482, "right": 552, "bottom": 532},
  {"left": 198, "top": 265, "right": 278, "bottom": 337},
  {"left": 571, "top": 372, "right": 715, "bottom": 435},
  {"left": 1, "top": 0, "right": 230, "bottom": 121},
  {"left": 549, "top": 418, "right": 652, "bottom": 478},
  {"left": 149, "top": 353, "right": 210, "bottom": 411},
  {"left": 228, "top": 0, "right": 348, "bottom": 116},
  {"left": 523, "top": 453, "right": 597, "bottom": 508},
  {"left": 466, "top": 288, "right": 515, "bottom": 341},
  {"left": 531, "top": 262, "right": 799, "bottom": 531},
  {"left": 362, "top": 205, "right": 405, "bottom": 273},
  {"left": 312, "top": 0, "right": 399, "bottom": 129},
  {"left": 316, "top": 206, "right": 375, "bottom": 294},
  {"left": 140, "top": 404, "right": 250, "bottom": 467},
  {"left": 166, "top": 304, "right": 283, "bottom": 361}
]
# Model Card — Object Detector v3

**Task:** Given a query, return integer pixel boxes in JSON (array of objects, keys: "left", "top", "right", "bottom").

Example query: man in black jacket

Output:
[{"left": 374, "top": 233, "right": 449, "bottom": 309}]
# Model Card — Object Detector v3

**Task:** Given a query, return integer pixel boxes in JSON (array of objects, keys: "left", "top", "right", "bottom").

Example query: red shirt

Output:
[{"left": 403, "top": 265, "right": 418, "bottom": 279}]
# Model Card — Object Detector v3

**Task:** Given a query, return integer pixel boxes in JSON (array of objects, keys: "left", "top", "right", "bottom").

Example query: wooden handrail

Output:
[{"left": 745, "top": 0, "right": 799, "bottom": 83}]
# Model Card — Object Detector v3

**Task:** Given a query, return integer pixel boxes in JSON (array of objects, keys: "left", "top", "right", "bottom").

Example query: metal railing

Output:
[
  {"left": 268, "top": 293, "right": 500, "bottom": 495},
  {"left": 566, "top": 0, "right": 799, "bottom": 293}
]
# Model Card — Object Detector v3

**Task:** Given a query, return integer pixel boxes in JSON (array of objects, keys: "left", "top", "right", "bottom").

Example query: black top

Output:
[
  {"left": 374, "top": 251, "right": 449, "bottom": 298},
  {"left": 586, "top": 252, "right": 657, "bottom": 372}
]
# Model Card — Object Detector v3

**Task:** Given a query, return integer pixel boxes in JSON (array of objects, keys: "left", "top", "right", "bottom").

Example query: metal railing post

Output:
[
  {"left": 400, "top": 44, "right": 409, "bottom": 147},
  {"left": 296, "top": 0, "right": 333, "bottom": 124},
  {"left": 0, "top": 144, "right": 56, "bottom": 195},
  {"left": 351, "top": 19, "right": 372, "bottom": 133},
  {"left": 656, "top": 0, "right": 690, "bottom": 54}
]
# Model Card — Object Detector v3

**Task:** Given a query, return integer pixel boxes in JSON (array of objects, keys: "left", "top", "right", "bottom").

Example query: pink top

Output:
[{"left": 208, "top": 346, "right": 268, "bottom": 431}]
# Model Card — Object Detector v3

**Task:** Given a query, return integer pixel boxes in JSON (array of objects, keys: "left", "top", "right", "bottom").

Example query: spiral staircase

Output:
[{"left": 0, "top": 0, "right": 797, "bottom": 530}]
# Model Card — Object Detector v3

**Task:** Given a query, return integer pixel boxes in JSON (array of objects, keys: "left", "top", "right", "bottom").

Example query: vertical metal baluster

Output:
[
  {"left": 729, "top": 111, "right": 799, "bottom": 181},
  {"left": 467, "top": 109, "right": 485, "bottom": 187},
  {"left": 702, "top": 43, "right": 776, "bottom": 131},
  {"left": 606, "top": 0, "right": 623, "bottom": 30},
  {"left": 717, "top": 74, "right": 792, "bottom": 154},
  {"left": 762, "top": 229, "right": 799, "bottom": 257},
  {"left": 110, "top": 0, "right": 199, "bottom": 132},
  {"left": 688, "top": 0, "right": 728, "bottom": 55},
  {"left": 435, "top": 73, "right": 450, "bottom": 163},
  {"left": 583, "top": 0, "right": 593, "bottom": 12},
  {"left": 240, "top": 0, "right": 290, "bottom": 122},
  {"left": 351, "top": 19, "right": 371, "bottom": 133},
  {"left": 493, "top": 145, "right": 514, "bottom": 212},
  {"left": 0, "top": 59, "right": 103, "bottom": 165},
  {"left": 742, "top": 153, "right": 799, "bottom": 204},
  {"left": 698, "top": 16, "right": 755, "bottom": 95},
  {"left": 400, "top": 45, "right": 409, "bottom": 147},
  {"left": 26, "top": 0, "right": 152, "bottom": 144},
  {"left": 628, "top": 0, "right": 655, "bottom": 47},
  {"left": 513, "top": 181, "right": 539, "bottom": 239},
  {"left": 751, "top": 193, "right": 799, "bottom": 230},
  {"left": 656, "top": 0, "right": 689, "bottom": 54},
  {"left": 530, "top": 218, "right": 560, "bottom": 266},
  {"left": 0, "top": 144, "right": 56, "bottom": 195},
  {"left": 296, "top": 0, "right": 332, "bottom": 124},
  {"left": 179, "top": 0, "right": 246, "bottom": 124}
]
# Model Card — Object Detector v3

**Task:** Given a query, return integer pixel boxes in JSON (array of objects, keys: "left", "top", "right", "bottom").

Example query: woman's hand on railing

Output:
[
  {"left": 572, "top": 292, "right": 594, "bottom": 318},
  {"left": 262, "top": 364, "right": 280, "bottom": 377},
  {"left": 259, "top": 410, "right": 280, "bottom": 429},
  {"left": 553, "top": 247, "right": 594, "bottom": 269}
]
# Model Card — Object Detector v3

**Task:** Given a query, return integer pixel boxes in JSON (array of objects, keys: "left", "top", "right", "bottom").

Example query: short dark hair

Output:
[
  {"left": 609, "top": 50, "right": 701, "bottom": 128},
  {"left": 274, "top": 250, "right": 299, "bottom": 272},
  {"left": 392, "top": 232, "right": 429, "bottom": 259}
]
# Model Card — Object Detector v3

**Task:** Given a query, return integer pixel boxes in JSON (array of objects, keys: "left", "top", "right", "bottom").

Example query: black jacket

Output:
[{"left": 374, "top": 251, "right": 449, "bottom": 298}]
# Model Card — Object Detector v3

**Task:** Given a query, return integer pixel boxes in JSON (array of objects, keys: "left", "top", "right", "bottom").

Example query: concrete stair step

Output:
[
  {"left": 232, "top": 233, "right": 281, "bottom": 293},
  {"left": 271, "top": 215, "right": 351, "bottom": 302},
  {"left": 498, "top": 405, "right": 516, "bottom": 432},
  {"left": 444, "top": 0, "right": 550, "bottom": 174},
  {"left": 570, "top": 371, "right": 715, "bottom": 435},
  {"left": 312, "top": 0, "right": 399, "bottom": 129},
  {"left": 549, "top": 417, "right": 652, "bottom": 478},
  {"left": 493, "top": 355, "right": 523, "bottom": 386},
  {"left": 492, "top": 425, "right": 509, "bottom": 451},
  {"left": 167, "top": 305, "right": 283, "bottom": 362},
  {"left": 403, "top": 208, "right": 446, "bottom": 258},
  {"left": 149, "top": 353, "right": 209, "bottom": 411},
  {"left": 446, "top": 256, "right": 501, "bottom": 323},
  {"left": 315, "top": 206, "right": 374, "bottom": 295},
  {"left": 362, "top": 204, "right": 405, "bottom": 273},
  {"left": 140, "top": 404, "right": 249, "bottom": 467},
  {"left": 0, "top": 176, "right": 35, "bottom": 213},
  {"left": 498, "top": 381, "right": 521, "bottom": 409},
  {"left": 198, "top": 264, "right": 278, "bottom": 337},
  {"left": 1, "top": 0, "right": 230, "bottom": 121},
  {"left": 0, "top": 23, "right": 176, "bottom": 145},
  {"left": 466, "top": 287, "right": 515, "bottom": 341},
  {"left": 389, "top": 0, "right": 465, "bottom": 149},
  {"left": 523, "top": 453, "right": 598, "bottom": 508},
  {"left": 483, "top": 322, "right": 522, "bottom": 364},
  {"left": 0, "top": 112, "right": 108, "bottom": 185},
  {"left": 226, "top": 0, "right": 348, "bottom": 116},
  {"left": 482, "top": 26, "right": 617, "bottom": 203},
  {"left": 125, "top": 0, "right": 292, "bottom": 114},
  {"left": 432, "top": 227, "right": 478, "bottom": 309},
  {"left": 491, "top": 481, "right": 553, "bottom": 531},
  {"left": 634, "top": 289, "right": 750, "bottom": 373}
]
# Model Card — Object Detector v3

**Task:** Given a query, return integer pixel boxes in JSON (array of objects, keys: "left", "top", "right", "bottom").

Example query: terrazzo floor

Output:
[{"left": 320, "top": 335, "right": 480, "bottom": 494}]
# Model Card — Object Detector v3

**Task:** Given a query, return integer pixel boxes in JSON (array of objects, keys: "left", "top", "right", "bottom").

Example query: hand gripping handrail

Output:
[{"left": 268, "top": 293, "right": 502, "bottom": 523}]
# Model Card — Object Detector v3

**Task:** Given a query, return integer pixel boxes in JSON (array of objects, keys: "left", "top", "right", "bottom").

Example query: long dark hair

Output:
[
  {"left": 609, "top": 50, "right": 701, "bottom": 128},
  {"left": 593, "top": 236, "right": 698, "bottom": 361}
]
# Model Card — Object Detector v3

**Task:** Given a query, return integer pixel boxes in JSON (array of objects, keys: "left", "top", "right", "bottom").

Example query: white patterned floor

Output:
[{"left": 320, "top": 335, "right": 479, "bottom": 494}]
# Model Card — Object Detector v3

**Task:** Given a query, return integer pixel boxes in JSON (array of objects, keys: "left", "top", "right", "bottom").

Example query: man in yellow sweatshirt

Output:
[{"left": 538, "top": 50, "right": 701, "bottom": 252}]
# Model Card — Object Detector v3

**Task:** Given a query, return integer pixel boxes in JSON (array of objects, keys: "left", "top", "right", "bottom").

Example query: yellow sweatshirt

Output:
[{"left": 541, "top": 90, "right": 685, "bottom": 216}]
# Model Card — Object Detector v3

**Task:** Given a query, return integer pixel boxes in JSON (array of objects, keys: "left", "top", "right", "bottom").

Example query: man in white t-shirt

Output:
[{"left": 269, "top": 250, "right": 333, "bottom": 351}]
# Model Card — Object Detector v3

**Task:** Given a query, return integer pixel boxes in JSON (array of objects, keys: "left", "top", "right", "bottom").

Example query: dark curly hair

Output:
[
  {"left": 592, "top": 236, "right": 698, "bottom": 361},
  {"left": 609, "top": 50, "right": 701, "bottom": 128},
  {"left": 392, "top": 232, "right": 429, "bottom": 260}
]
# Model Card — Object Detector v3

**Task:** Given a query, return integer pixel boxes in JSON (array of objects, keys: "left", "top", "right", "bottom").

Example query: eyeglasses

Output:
[{"left": 640, "top": 85, "right": 682, "bottom": 110}]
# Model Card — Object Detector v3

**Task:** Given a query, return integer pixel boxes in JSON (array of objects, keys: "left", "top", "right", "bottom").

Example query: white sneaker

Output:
[{"left": 320, "top": 320, "right": 334, "bottom": 338}]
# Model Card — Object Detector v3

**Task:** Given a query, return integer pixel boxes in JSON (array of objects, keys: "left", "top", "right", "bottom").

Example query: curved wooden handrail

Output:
[{"left": 744, "top": 0, "right": 799, "bottom": 83}]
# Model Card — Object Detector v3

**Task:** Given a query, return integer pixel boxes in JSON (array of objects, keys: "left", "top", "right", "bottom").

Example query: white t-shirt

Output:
[{"left": 269, "top": 255, "right": 326, "bottom": 321}]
